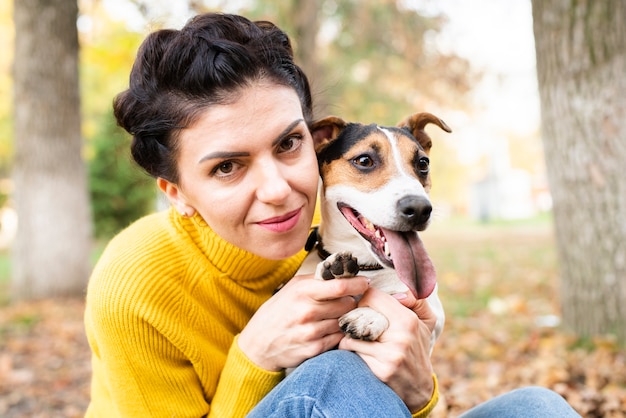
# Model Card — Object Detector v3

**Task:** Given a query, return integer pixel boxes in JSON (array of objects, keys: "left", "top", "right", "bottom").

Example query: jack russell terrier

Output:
[{"left": 299, "top": 112, "right": 451, "bottom": 352}]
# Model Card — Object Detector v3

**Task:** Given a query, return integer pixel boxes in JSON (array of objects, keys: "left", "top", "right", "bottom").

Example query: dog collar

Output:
[{"left": 305, "top": 227, "right": 384, "bottom": 271}]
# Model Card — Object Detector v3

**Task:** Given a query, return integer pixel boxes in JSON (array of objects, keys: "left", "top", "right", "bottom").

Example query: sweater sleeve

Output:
[
  {"left": 85, "top": 293, "right": 211, "bottom": 417},
  {"left": 85, "top": 209, "right": 300, "bottom": 417},
  {"left": 210, "top": 335, "right": 284, "bottom": 417},
  {"left": 84, "top": 217, "right": 213, "bottom": 417},
  {"left": 86, "top": 280, "right": 284, "bottom": 418}
]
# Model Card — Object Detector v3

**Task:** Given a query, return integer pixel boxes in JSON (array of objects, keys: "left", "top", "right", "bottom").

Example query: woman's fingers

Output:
[
  {"left": 239, "top": 275, "right": 370, "bottom": 371},
  {"left": 337, "top": 287, "right": 436, "bottom": 412},
  {"left": 358, "top": 287, "right": 437, "bottom": 334},
  {"left": 287, "top": 274, "right": 370, "bottom": 302}
]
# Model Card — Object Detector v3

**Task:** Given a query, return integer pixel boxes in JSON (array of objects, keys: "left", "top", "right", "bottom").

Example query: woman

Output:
[{"left": 85, "top": 12, "right": 580, "bottom": 418}]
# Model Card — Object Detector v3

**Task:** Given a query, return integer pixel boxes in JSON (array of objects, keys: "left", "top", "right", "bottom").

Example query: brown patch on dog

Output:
[
  {"left": 394, "top": 131, "right": 432, "bottom": 192},
  {"left": 320, "top": 129, "right": 428, "bottom": 192},
  {"left": 320, "top": 130, "right": 390, "bottom": 190},
  {"left": 313, "top": 112, "right": 451, "bottom": 194}
]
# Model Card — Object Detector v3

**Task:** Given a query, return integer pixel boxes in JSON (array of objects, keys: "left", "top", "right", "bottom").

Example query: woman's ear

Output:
[{"left": 157, "top": 178, "right": 196, "bottom": 217}]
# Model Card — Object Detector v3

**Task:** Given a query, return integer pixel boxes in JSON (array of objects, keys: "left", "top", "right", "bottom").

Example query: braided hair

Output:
[{"left": 113, "top": 13, "right": 313, "bottom": 183}]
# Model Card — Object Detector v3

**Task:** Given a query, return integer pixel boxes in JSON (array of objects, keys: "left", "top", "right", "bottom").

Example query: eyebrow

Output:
[
  {"left": 271, "top": 119, "right": 305, "bottom": 147},
  {"left": 198, "top": 119, "right": 305, "bottom": 164}
]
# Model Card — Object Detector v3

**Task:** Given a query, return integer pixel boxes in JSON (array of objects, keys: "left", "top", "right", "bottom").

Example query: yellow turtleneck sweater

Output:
[
  {"left": 84, "top": 207, "right": 438, "bottom": 417},
  {"left": 85, "top": 207, "right": 305, "bottom": 417}
]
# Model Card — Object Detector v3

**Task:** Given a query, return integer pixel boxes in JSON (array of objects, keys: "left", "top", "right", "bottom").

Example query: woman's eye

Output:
[
  {"left": 218, "top": 161, "right": 233, "bottom": 174},
  {"left": 278, "top": 135, "right": 303, "bottom": 153},
  {"left": 212, "top": 161, "right": 237, "bottom": 177}
]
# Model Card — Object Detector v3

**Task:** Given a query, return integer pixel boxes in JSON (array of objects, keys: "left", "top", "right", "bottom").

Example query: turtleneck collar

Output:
[{"left": 169, "top": 208, "right": 303, "bottom": 286}]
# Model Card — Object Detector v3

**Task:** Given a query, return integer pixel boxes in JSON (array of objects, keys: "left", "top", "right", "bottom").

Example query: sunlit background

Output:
[
  {"left": 0, "top": 0, "right": 551, "bottom": 245},
  {"left": 2, "top": 1, "right": 624, "bottom": 417}
]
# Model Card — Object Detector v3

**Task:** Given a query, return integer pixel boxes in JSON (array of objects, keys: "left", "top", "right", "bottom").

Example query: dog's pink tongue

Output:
[{"left": 382, "top": 228, "right": 436, "bottom": 299}]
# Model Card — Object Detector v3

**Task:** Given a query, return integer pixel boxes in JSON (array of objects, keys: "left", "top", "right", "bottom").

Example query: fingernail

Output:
[{"left": 392, "top": 293, "right": 407, "bottom": 300}]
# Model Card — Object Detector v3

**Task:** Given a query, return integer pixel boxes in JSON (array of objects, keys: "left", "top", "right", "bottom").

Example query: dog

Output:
[{"left": 298, "top": 112, "right": 450, "bottom": 352}]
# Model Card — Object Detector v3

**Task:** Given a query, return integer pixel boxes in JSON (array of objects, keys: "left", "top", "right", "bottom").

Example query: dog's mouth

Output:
[{"left": 338, "top": 204, "right": 436, "bottom": 300}]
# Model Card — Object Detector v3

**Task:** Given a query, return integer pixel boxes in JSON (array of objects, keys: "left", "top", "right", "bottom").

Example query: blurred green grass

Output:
[
  {"left": 424, "top": 214, "right": 558, "bottom": 320},
  {"left": 0, "top": 250, "right": 9, "bottom": 305},
  {"left": 0, "top": 249, "right": 9, "bottom": 284}
]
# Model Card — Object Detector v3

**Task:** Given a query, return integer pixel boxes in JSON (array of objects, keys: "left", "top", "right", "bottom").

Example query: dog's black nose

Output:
[{"left": 397, "top": 195, "right": 432, "bottom": 228}]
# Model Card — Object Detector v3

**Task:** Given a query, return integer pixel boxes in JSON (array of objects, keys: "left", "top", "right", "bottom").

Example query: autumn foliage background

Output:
[
  {"left": 1, "top": 220, "right": 625, "bottom": 417},
  {"left": 1, "top": 0, "right": 625, "bottom": 417}
]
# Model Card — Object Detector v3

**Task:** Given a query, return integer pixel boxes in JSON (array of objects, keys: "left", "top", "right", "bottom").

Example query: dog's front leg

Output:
[
  {"left": 316, "top": 252, "right": 389, "bottom": 341},
  {"left": 338, "top": 307, "right": 389, "bottom": 341},
  {"left": 315, "top": 251, "right": 360, "bottom": 280}
]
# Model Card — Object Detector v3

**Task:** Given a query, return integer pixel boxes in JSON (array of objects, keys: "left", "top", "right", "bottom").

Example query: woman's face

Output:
[{"left": 159, "top": 82, "right": 319, "bottom": 260}]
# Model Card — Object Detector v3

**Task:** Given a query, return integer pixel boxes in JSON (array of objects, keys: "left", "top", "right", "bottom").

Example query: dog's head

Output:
[{"left": 310, "top": 112, "right": 451, "bottom": 299}]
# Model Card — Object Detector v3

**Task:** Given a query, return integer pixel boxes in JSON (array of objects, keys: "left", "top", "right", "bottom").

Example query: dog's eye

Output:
[
  {"left": 353, "top": 155, "right": 374, "bottom": 168},
  {"left": 417, "top": 157, "right": 430, "bottom": 174}
]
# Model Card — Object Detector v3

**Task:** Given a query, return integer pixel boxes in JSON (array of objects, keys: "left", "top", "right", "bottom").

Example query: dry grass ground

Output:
[
  {"left": 0, "top": 219, "right": 624, "bottom": 417},
  {"left": 426, "top": 220, "right": 626, "bottom": 417}
]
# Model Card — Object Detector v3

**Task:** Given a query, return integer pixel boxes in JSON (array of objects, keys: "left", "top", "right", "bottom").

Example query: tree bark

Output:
[
  {"left": 12, "top": 0, "right": 92, "bottom": 299},
  {"left": 531, "top": 0, "right": 626, "bottom": 340}
]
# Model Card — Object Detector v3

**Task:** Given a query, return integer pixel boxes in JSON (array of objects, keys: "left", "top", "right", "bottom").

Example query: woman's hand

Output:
[
  {"left": 338, "top": 288, "right": 437, "bottom": 413},
  {"left": 238, "top": 274, "right": 370, "bottom": 372}
]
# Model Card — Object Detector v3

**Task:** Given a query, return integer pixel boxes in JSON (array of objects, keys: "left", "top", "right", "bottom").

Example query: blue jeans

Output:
[
  {"left": 247, "top": 350, "right": 581, "bottom": 417},
  {"left": 247, "top": 350, "right": 412, "bottom": 417},
  {"left": 459, "top": 386, "right": 581, "bottom": 417}
]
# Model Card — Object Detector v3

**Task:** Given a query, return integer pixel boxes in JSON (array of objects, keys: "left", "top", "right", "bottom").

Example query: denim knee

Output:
[
  {"left": 459, "top": 386, "right": 581, "bottom": 418},
  {"left": 293, "top": 350, "right": 365, "bottom": 379},
  {"left": 510, "top": 387, "right": 580, "bottom": 416},
  {"left": 247, "top": 350, "right": 412, "bottom": 418},
  {"left": 287, "top": 350, "right": 395, "bottom": 402}
]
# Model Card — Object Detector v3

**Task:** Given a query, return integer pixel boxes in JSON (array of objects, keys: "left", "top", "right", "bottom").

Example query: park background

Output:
[{"left": 0, "top": 0, "right": 624, "bottom": 416}]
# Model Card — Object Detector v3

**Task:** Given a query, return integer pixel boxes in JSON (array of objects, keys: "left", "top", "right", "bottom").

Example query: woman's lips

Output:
[{"left": 256, "top": 208, "right": 302, "bottom": 233}]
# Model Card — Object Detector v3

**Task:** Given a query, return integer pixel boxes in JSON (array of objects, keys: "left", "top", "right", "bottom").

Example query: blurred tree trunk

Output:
[
  {"left": 12, "top": 0, "right": 92, "bottom": 299},
  {"left": 291, "top": 0, "right": 326, "bottom": 117},
  {"left": 531, "top": 0, "right": 626, "bottom": 341}
]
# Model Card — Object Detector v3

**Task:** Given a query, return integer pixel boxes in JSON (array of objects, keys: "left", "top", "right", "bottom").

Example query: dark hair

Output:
[{"left": 113, "top": 13, "right": 313, "bottom": 183}]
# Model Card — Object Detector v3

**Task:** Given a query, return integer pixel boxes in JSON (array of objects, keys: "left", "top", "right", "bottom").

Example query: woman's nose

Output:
[{"left": 255, "top": 161, "right": 291, "bottom": 203}]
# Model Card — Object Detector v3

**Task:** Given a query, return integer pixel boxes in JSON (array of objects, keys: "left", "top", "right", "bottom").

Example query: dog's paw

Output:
[
  {"left": 339, "top": 307, "right": 389, "bottom": 341},
  {"left": 316, "top": 251, "right": 360, "bottom": 280}
]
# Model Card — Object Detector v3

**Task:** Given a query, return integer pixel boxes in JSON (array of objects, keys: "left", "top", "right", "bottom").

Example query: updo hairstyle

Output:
[{"left": 113, "top": 13, "right": 313, "bottom": 183}]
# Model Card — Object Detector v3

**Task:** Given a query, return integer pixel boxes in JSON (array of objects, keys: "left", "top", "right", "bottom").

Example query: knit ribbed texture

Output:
[{"left": 85, "top": 208, "right": 306, "bottom": 417}]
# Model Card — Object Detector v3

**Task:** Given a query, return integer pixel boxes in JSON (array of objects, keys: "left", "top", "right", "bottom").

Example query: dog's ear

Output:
[
  {"left": 311, "top": 116, "right": 347, "bottom": 153},
  {"left": 397, "top": 112, "right": 452, "bottom": 154}
]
